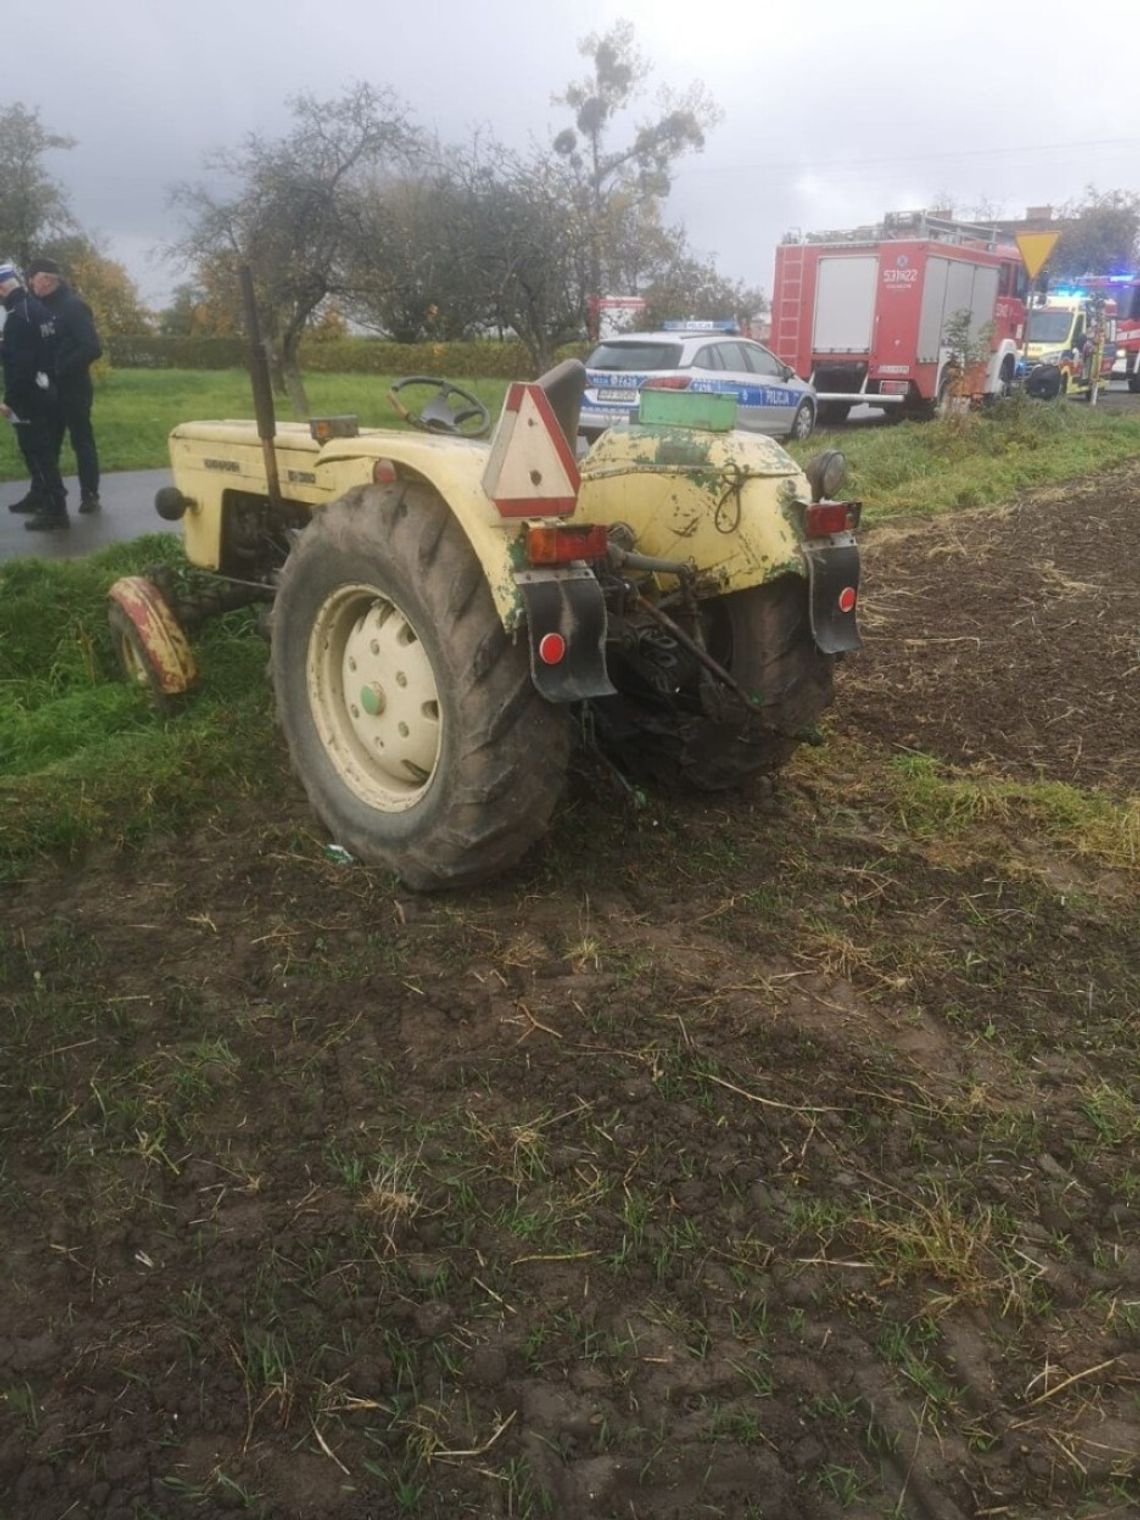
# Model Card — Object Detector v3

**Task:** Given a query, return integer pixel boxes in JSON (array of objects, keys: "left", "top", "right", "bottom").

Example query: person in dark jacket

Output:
[
  {"left": 28, "top": 256, "right": 102, "bottom": 512},
  {"left": 0, "top": 262, "right": 68, "bottom": 531}
]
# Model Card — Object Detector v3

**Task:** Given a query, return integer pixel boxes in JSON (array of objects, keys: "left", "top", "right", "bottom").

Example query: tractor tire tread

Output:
[{"left": 271, "top": 482, "right": 570, "bottom": 890}]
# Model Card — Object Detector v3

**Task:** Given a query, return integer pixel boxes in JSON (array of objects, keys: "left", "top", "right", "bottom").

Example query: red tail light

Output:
[
  {"left": 804, "top": 501, "right": 861, "bottom": 537},
  {"left": 538, "top": 632, "right": 566, "bottom": 665},
  {"left": 641, "top": 376, "right": 692, "bottom": 390},
  {"left": 525, "top": 523, "right": 609, "bottom": 565}
]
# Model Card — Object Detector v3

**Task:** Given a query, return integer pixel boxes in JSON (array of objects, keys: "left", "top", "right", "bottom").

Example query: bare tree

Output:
[
  {"left": 1053, "top": 187, "right": 1140, "bottom": 279},
  {"left": 171, "top": 83, "right": 415, "bottom": 414},
  {"left": 552, "top": 21, "right": 721, "bottom": 320},
  {"left": 450, "top": 144, "right": 590, "bottom": 371},
  {"left": 343, "top": 166, "right": 483, "bottom": 343},
  {"left": 0, "top": 104, "right": 76, "bottom": 267},
  {"left": 640, "top": 243, "right": 768, "bottom": 331}
]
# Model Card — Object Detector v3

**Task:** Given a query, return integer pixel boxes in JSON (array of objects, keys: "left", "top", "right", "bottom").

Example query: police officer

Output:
[
  {"left": 27, "top": 256, "right": 103, "bottom": 513},
  {"left": 0, "top": 261, "right": 68, "bottom": 531}
]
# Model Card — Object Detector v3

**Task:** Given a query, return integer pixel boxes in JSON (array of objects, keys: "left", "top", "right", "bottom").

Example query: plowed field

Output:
[{"left": 2, "top": 470, "right": 1138, "bottom": 1520}]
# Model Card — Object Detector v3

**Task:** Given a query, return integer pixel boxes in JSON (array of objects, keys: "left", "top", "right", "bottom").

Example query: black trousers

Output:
[
  {"left": 50, "top": 371, "right": 100, "bottom": 499},
  {"left": 15, "top": 411, "right": 68, "bottom": 516}
]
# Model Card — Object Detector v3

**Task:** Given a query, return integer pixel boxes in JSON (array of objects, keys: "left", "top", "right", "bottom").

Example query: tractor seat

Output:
[{"left": 534, "top": 359, "right": 586, "bottom": 452}]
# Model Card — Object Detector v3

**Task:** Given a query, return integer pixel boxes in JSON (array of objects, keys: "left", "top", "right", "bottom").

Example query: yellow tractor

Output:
[{"left": 109, "top": 329, "right": 862, "bottom": 890}]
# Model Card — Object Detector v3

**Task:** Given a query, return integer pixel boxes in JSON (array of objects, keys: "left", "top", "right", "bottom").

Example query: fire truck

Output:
[
  {"left": 1088, "top": 274, "right": 1140, "bottom": 391},
  {"left": 771, "top": 211, "right": 1028, "bottom": 421}
]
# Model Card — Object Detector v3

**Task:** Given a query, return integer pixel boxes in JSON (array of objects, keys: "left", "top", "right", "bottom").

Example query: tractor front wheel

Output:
[
  {"left": 109, "top": 602, "right": 182, "bottom": 716},
  {"left": 271, "top": 482, "right": 571, "bottom": 890}
]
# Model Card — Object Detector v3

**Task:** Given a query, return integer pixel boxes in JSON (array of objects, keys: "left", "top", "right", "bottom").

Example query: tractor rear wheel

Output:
[
  {"left": 610, "top": 575, "right": 834, "bottom": 792},
  {"left": 271, "top": 482, "right": 571, "bottom": 890}
]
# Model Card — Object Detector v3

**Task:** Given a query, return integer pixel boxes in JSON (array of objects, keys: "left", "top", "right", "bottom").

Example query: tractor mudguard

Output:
[
  {"left": 800, "top": 537, "right": 862, "bottom": 655},
  {"left": 515, "top": 568, "right": 616, "bottom": 702},
  {"left": 107, "top": 575, "right": 199, "bottom": 694}
]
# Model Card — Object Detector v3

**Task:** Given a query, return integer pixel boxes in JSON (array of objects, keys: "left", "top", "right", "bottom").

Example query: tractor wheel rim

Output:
[{"left": 307, "top": 583, "right": 442, "bottom": 813}]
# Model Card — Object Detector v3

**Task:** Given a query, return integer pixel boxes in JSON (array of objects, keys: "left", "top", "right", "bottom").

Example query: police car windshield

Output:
[
  {"left": 589, "top": 341, "right": 683, "bottom": 370},
  {"left": 1028, "top": 310, "right": 1074, "bottom": 344}
]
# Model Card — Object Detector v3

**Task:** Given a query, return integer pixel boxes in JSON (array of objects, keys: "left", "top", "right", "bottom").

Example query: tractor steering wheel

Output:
[{"left": 388, "top": 377, "right": 492, "bottom": 438}]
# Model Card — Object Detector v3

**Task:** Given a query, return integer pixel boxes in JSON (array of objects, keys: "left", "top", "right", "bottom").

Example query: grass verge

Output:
[
  {"left": 791, "top": 391, "right": 1140, "bottom": 520},
  {"left": 0, "top": 537, "right": 276, "bottom": 869},
  {"left": 0, "top": 369, "right": 512, "bottom": 479}
]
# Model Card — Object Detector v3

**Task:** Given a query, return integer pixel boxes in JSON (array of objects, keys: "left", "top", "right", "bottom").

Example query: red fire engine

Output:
[
  {"left": 772, "top": 211, "right": 1029, "bottom": 421},
  {"left": 1086, "top": 274, "right": 1140, "bottom": 391}
]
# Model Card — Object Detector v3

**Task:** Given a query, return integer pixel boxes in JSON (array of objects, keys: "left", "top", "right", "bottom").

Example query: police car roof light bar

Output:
[{"left": 661, "top": 318, "right": 740, "bottom": 333}]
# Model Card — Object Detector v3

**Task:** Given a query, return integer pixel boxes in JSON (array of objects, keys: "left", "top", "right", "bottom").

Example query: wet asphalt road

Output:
[{"left": 0, "top": 470, "right": 173, "bottom": 563}]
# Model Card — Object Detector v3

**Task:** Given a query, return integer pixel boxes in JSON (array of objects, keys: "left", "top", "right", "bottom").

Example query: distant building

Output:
[{"left": 992, "top": 206, "right": 1070, "bottom": 239}]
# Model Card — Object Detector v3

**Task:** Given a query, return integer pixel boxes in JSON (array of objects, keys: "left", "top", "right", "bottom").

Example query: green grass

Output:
[
  {"left": 889, "top": 751, "right": 1139, "bottom": 875},
  {"left": 789, "top": 390, "right": 1140, "bottom": 520},
  {"left": 0, "top": 368, "right": 512, "bottom": 480},
  {"left": 0, "top": 536, "right": 275, "bottom": 869}
]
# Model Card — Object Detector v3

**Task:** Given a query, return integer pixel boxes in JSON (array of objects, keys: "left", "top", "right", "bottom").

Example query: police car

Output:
[{"left": 580, "top": 320, "right": 817, "bottom": 444}]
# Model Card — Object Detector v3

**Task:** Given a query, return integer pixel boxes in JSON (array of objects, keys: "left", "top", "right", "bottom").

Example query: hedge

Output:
[
  {"left": 105, "top": 335, "right": 591, "bottom": 378},
  {"left": 106, "top": 335, "right": 247, "bottom": 369}
]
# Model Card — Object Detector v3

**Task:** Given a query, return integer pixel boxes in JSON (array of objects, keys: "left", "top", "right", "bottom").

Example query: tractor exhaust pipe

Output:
[{"left": 239, "top": 264, "right": 283, "bottom": 513}]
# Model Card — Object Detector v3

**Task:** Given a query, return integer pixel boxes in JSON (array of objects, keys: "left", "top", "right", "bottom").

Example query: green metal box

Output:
[{"left": 637, "top": 388, "right": 738, "bottom": 432}]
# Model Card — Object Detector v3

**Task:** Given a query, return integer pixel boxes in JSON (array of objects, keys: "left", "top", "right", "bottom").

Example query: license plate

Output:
[{"left": 596, "top": 388, "right": 638, "bottom": 404}]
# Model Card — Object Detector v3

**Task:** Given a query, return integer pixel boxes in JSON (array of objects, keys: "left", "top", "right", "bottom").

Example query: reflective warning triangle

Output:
[{"left": 482, "top": 383, "right": 580, "bottom": 518}]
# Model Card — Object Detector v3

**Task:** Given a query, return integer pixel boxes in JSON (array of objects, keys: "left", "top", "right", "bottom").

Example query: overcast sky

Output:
[{"left": 18, "top": 0, "right": 1140, "bottom": 308}]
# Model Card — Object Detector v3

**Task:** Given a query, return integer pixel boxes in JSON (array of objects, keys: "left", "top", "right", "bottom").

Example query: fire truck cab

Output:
[
  {"left": 1092, "top": 275, "right": 1140, "bottom": 392},
  {"left": 772, "top": 212, "right": 1028, "bottom": 421}
]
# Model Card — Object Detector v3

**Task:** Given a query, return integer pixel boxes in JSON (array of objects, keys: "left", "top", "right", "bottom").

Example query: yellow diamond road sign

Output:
[{"left": 1016, "top": 231, "right": 1060, "bottom": 281}]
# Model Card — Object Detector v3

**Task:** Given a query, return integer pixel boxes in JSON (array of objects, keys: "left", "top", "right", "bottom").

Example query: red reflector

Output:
[
  {"left": 805, "top": 501, "right": 861, "bottom": 537},
  {"left": 525, "top": 523, "right": 608, "bottom": 565},
  {"left": 641, "top": 375, "right": 692, "bottom": 391},
  {"left": 538, "top": 632, "right": 566, "bottom": 665},
  {"left": 372, "top": 458, "right": 398, "bottom": 484},
  {"left": 838, "top": 586, "right": 857, "bottom": 613}
]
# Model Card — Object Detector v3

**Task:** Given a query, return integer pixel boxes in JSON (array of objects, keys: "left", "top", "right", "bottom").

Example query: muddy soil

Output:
[
  {"left": 844, "top": 467, "right": 1140, "bottom": 794},
  {"left": 1, "top": 473, "right": 1138, "bottom": 1520}
]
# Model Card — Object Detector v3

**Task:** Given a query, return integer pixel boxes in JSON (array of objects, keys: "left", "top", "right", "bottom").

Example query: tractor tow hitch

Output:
[{"left": 633, "top": 594, "right": 768, "bottom": 720}]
